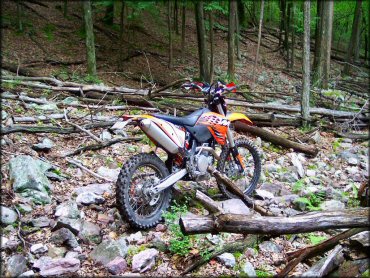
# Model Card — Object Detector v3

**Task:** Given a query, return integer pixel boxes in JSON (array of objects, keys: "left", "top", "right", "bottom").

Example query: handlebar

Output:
[{"left": 181, "top": 81, "right": 237, "bottom": 95}]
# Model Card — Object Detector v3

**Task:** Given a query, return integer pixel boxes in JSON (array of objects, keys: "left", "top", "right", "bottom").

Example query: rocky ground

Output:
[{"left": 1, "top": 108, "right": 369, "bottom": 276}]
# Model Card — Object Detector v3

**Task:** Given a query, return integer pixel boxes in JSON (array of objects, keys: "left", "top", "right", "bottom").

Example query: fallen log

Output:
[
  {"left": 179, "top": 208, "right": 369, "bottom": 235},
  {"left": 277, "top": 228, "right": 367, "bottom": 278},
  {"left": 234, "top": 122, "right": 319, "bottom": 156}
]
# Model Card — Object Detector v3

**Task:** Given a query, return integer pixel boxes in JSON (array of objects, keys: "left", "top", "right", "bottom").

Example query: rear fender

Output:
[{"left": 227, "top": 113, "right": 253, "bottom": 125}]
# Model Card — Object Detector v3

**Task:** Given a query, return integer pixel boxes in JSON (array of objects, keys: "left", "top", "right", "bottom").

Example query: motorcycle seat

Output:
[{"left": 152, "top": 108, "right": 208, "bottom": 127}]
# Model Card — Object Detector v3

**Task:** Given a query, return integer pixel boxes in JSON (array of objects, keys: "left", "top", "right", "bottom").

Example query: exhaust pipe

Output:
[{"left": 140, "top": 119, "right": 181, "bottom": 154}]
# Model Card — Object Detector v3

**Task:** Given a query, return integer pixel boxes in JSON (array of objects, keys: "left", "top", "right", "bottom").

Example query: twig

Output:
[
  {"left": 63, "top": 109, "right": 103, "bottom": 143},
  {"left": 65, "top": 158, "right": 113, "bottom": 182},
  {"left": 13, "top": 206, "right": 28, "bottom": 252}
]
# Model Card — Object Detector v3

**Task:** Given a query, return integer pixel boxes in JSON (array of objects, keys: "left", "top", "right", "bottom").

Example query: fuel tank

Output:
[{"left": 140, "top": 118, "right": 185, "bottom": 154}]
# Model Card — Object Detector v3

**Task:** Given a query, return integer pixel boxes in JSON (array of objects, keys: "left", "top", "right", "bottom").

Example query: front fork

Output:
[{"left": 217, "top": 104, "right": 245, "bottom": 172}]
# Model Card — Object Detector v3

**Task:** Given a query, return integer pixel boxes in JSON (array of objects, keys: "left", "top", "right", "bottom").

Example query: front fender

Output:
[{"left": 226, "top": 112, "right": 253, "bottom": 125}]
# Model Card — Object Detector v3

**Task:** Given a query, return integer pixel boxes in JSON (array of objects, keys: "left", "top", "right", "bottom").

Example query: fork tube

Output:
[{"left": 217, "top": 104, "right": 235, "bottom": 148}]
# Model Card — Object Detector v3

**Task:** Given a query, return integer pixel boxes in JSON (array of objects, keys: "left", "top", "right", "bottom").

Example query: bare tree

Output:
[
  {"left": 181, "top": 1, "right": 186, "bottom": 62},
  {"left": 195, "top": 1, "right": 210, "bottom": 82},
  {"left": 83, "top": 0, "right": 97, "bottom": 76},
  {"left": 252, "top": 0, "right": 265, "bottom": 84},
  {"left": 168, "top": 0, "right": 173, "bottom": 69},
  {"left": 228, "top": 0, "right": 237, "bottom": 80},
  {"left": 209, "top": 10, "right": 215, "bottom": 83},
  {"left": 302, "top": 0, "right": 311, "bottom": 126}
]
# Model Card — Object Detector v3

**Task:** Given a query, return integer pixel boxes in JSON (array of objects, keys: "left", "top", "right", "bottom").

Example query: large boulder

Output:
[
  {"left": 90, "top": 239, "right": 128, "bottom": 266},
  {"left": 132, "top": 248, "right": 159, "bottom": 273},
  {"left": 1, "top": 206, "right": 18, "bottom": 225},
  {"left": 33, "top": 256, "right": 80, "bottom": 276},
  {"left": 50, "top": 228, "right": 79, "bottom": 248},
  {"left": 9, "top": 155, "right": 52, "bottom": 204},
  {"left": 6, "top": 254, "right": 28, "bottom": 277}
]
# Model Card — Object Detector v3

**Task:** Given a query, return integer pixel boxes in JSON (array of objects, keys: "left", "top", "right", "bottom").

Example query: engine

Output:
[{"left": 186, "top": 151, "right": 214, "bottom": 181}]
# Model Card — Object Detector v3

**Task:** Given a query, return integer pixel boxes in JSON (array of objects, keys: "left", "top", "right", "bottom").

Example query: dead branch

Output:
[
  {"left": 150, "top": 77, "right": 191, "bottom": 96},
  {"left": 65, "top": 158, "right": 113, "bottom": 182},
  {"left": 62, "top": 136, "right": 142, "bottom": 157}
]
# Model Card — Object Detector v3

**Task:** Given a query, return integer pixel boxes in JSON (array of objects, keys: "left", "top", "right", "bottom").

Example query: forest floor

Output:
[{"left": 1, "top": 1, "right": 369, "bottom": 277}]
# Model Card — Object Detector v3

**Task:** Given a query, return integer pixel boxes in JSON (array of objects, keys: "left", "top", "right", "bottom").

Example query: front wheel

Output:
[
  {"left": 116, "top": 153, "right": 172, "bottom": 229},
  {"left": 217, "top": 138, "right": 261, "bottom": 198}
]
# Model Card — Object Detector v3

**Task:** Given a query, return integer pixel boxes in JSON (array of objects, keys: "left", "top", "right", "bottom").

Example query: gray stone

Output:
[
  {"left": 65, "top": 251, "right": 79, "bottom": 259},
  {"left": 306, "top": 170, "right": 316, "bottom": 177},
  {"left": 290, "top": 153, "right": 305, "bottom": 178},
  {"left": 340, "top": 142, "right": 352, "bottom": 148},
  {"left": 347, "top": 166, "right": 358, "bottom": 175},
  {"left": 106, "top": 256, "right": 127, "bottom": 275},
  {"left": 30, "top": 103, "right": 59, "bottom": 111},
  {"left": 45, "top": 171, "right": 65, "bottom": 182},
  {"left": 260, "top": 183, "right": 283, "bottom": 196},
  {"left": 245, "top": 247, "right": 258, "bottom": 258},
  {"left": 272, "top": 194, "right": 299, "bottom": 207},
  {"left": 97, "top": 167, "right": 120, "bottom": 181},
  {"left": 259, "top": 241, "right": 282, "bottom": 253},
  {"left": 3, "top": 239, "right": 20, "bottom": 251},
  {"left": 31, "top": 243, "right": 48, "bottom": 254},
  {"left": 62, "top": 97, "right": 79, "bottom": 105},
  {"left": 127, "top": 231, "right": 144, "bottom": 244},
  {"left": 1, "top": 236, "right": 9, "bottom": 249},
  {"left": 78, "top": 221, "right": 102, "bottom": 244},
  {"left": 206, "top": 234, "right": 223, "bottom": 245},
  {"left": 255, "top": 189, "right": 275, "bottom": 200},
  {"left": 320, "top": 200, "right": 345, "bottom": 211},
  {"left": 17, "top": 203, "right": 33, "bottom": 213},
  {"left": 218, "top": 199, "right": 251, "bottom": 215},
  {"left": 100, "top": 130, "right": 112, "bottom": 141},
  {"left": 280, "top": 172, "right": 299, "bottom": 183},
  {"left": 242, "top": 261, "right": 256, "bottom": 277},
  {"left": 51, "top": 217, "right": 83, "bottom": 235},
  {"left": 73, "top": 183, "right": 112, "bottom": 196},
  {"left": 31, "top": 216, "right": 51, "bottom": 228},
  {"left": 76, "top": 192, "right": 105, "bottom": 206},
  {"left": 9, "top": 155, "right": 52, "bottom": 204},
  {"left": 51, "top": 228, "right": 79, "bottom": 248},
  {"left": 2, "top": 110, "right": 8, "bottom": 120},
  {"left": 312, "top": 131, "right": 321, "bottom": 143},
  {"left": 339, "top": 151, "right": 359, "bottom": 162},
  {"left": 90, "top": 238, "right": 128, "bottom": 266},
  {"left": 348, "top": 157, "right": 358, "bottom": 166},
  {"left": 255, "top": 137, "right": 262, "bottom": 147},
  {"left": 33, "top": 256, "right": 80, "bottom": 276},
  {"left": 48, "top": 246, "right": 67, "bottom": 258},
  {"left": 132, "top": 248, "right": 159, "bottom": 273},
  {"left": 32, "top": 138, "right": 54, "bottom": 151},
  {"left": 265, "top": 163, "right": 281, "bottom": 173},
  {"left": 217, "top": 253, "right": 236, "bottom": 268},
  {"left": 277, "top": 157, "right": 285, "bottom": 166},
  {"left": 18, "top": 270, "right": 35, "bottom": 277},
  {"left": 55, "top": 201, "right": 80, "bottom": 219},
  {"left": 350, "top": 231, "right": 370, "bottom": 247},
  {"left": 6, "top": 254, "right": 27, "bottom": 277},
  {"left": 284, "top": 208, "right": 300, "bottom": 216},
  {"left": 1, "top": 206, "right": 18, "bottom": 225}
]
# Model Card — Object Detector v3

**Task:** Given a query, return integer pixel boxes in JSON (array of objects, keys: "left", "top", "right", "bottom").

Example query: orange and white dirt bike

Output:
[{"left": 113, "top": 80, "right": 261, "bottom": 228}]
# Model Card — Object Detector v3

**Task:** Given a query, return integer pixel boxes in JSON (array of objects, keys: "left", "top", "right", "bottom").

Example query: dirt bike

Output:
[{"left": 113, "top": 80, "right": 261, "bottom": 228}]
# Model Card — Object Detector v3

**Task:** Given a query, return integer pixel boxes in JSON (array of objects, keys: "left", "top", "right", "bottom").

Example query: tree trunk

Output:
[
  {"left": 195, "top": 1, "right": 209, "bottom": 82},
  {"left": 282, "top": 0, "right": 288, "bottom": 60},
  {"left": 237, "top": 0, "right": 245, "bottom": 28},
  {"left": 313, "top": 0, "right": 323, "bottom": 70},
  {"left": 236, "top": 5, "right": 241, "bottom": 60},
  {"left": 302, "top": 0, "right": 311, "bottom": 126},
  {"left": 291, "top": 2, "right": 295, "bottom": 68},
  {"left": 286, "top": 2, "right": 291, "bottom": 68},
  {"left": 103, "top": 3, "right": 114, "bottom": 25},
  {"left": 252, "top": 0, "right": 265, "bottom": 83},
  {"left": 16, "top": 0, "right": 23, "bottom": 32},
  {"left": 313, "top": 0, "right": 334, "bottom": 89},
  {"left": 181, "top": 1, "right": 186, "bottom": 62},
  {"left": 119, "top": 0, "right": 125, "bottom": 71},
  {"left": 63, "top": 0, "right": 68, "bottom": 18},
  {"left": 168, "top": 0, "right": 173, "bottom": 69},
  {"left": 343, "top": 0, "right": 363, "bottom": 74},
  {"left": 209, "top": 11, "right": 214, "bottom": 83},
  {"left": 83, "top": 0, "right": 97, "bottom": 77},
  {"left": 174, "top": 0, "right": 179, "bottom": 35},
  {"left": 278, "top": 0, "right": 283, "bottom": 46},
  {"left": 179, "top": 208, "right": 369, "bottom": 235},
  {"left": 228, "top": 0, "right": 237, "bottom": 80}
]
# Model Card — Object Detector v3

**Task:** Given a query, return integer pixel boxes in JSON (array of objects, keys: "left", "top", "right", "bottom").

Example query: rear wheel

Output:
[
  {"left": 116, "top": 153, "right": 172, "bottom": 229},
  {"left": 217, "top": 138, "right": 261, "bottom": 198}
]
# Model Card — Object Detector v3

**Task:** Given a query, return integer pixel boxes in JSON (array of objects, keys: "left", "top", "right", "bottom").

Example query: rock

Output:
[
  {"left": 127, "top": 231, "right": 143, "bottom": 244},
  {"left": 45, "top": 171, "right": 65, "bottom": 181},
  {"left": 73, "top": 183, "right": 112, "bottom": 196},
  {"left": 31, "top": 243, "right": 48, "bottom": 254},
  {"left": 51, "top": 217, "right": 83, "bottom": 235},
  {"left": 242, "top": 261, "right": 256, "bottom": 277},
  {"left": 106, "top": 257, "right": 127, "bottom": 275},
  {"left": 100, "top": 130, "right": 112, "bottom": 141},
  {"left": 3, "top": 239, "right": 20, "bottom": 251},
  {"left": 32, "top": 138, "right": 54, "bottom": 151},
  {"left": 284, "top": 208, "right": 300, "bottom": 216},
  {"left": 306, "top": 170, "right": 316, "bottom": 177},
  {"left": 336, "top": 258, "right": 368, "bottom": 277},
  {"left": 265, "top": 163, "right": 281, "bottom": 173},
  {"left": 320, "top": 200, "right": 345, "bottom": 211},
  {"left": 31, "top": 216, "right": 51, "bottom": 228},
  {"left": 206, "top": 234, "right": 222, "bottom": 245},
  {"left": 290, "top": 153, "right": 305, "bottom": 178},
  {"left": 65, "top": 251, "right": 79, "bottom": 259},
  {"left": 347, "top": 166, "right": 358, "bottom": 175},
  {"left": 312, "top": 131, "right": 321, "bottom": 143},
  {"left": 18, "top": 270, "right": 35, "bottom": 277},
  {"left": 349, "top": 231, "right": 370, "bottom": 247},
  {"left": 260, "top": 183, "right": 282, "bottom": 196},
  {"left": 76, "top": 192, "right": 105, "bottom": 206},
  {"left": 1, "top": 236, "right": 9, "bottom": 249},
  {"left": 245, "top": 247, "right": 258, "bottom": 258},
  {"left": 255, "top": 137, "right": 262, "bottom": 147},
  {"left": 277, "top": 157, "right": 285, "bottom": 166},
  {"left": 97, "top": 213, "right": 114, "bottom": 225},
  {"left": 9, "top": 155, "right": 52, "bottom": 204},
  {"left": 6, "top": 254, "right": 28, "bottom": 277},
  {"left": 132, "top": 248, "right": 159, "bottom": 273},
  {"left": 218, "top": 199, "right": 251, "bottom": 215},
  {"left": 339, "top": 151, "right": 359, "bottom": 163},
  {"left": 62, "top": 97, "right": 79, "bottom": 105},
  {"left": 55, "top": 201, "right": 80, "bottom": 219},
  {"left": 217, "top": 253, "right": 236, "bottom": 268},
  {"left": 272, "top": 194, "right": 299, "bottom": 207},
  {"left": 2, "top": 110, "right": 8, "bottom": 120},
  {"left": 33, "top": 256, "right": 80, "bottom": 276},
  {"left": 0, "top": 206, "right": 18, "bottom": 225},
  {"left": 255, "top": 189, "right": 275, "bottom": 200},
  {"left": 97, "top": 167, "right": 120, "bottom": 181},
  {"left": 17, "top": 203, "right": 33, "bottom": 213},
  {"left": 50, "top": 228, "right": 79, "bottom": 248},
  {"left": 155, "top": 224, "right": 167, "bottom": 232},
  {"left": 280, "top": 172, "right": 299, "bottom": 183},
  {"left": 30, "top": 103, "right": 59, "bottom": 111},
  {"left": 259, "top": 241, "right": 282, "bottom": 253},
  {"left": 78, "top": 221, "right": 102, "bottom": 244},
  {"left": 48, "top": 246, "right": 67, "bottom": 258},
  {"left": 348, "top": 157, "right": 358, "bottom": 166},
  {"left": 90, "top": 238, "right": 128, "bottom": 266}
]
